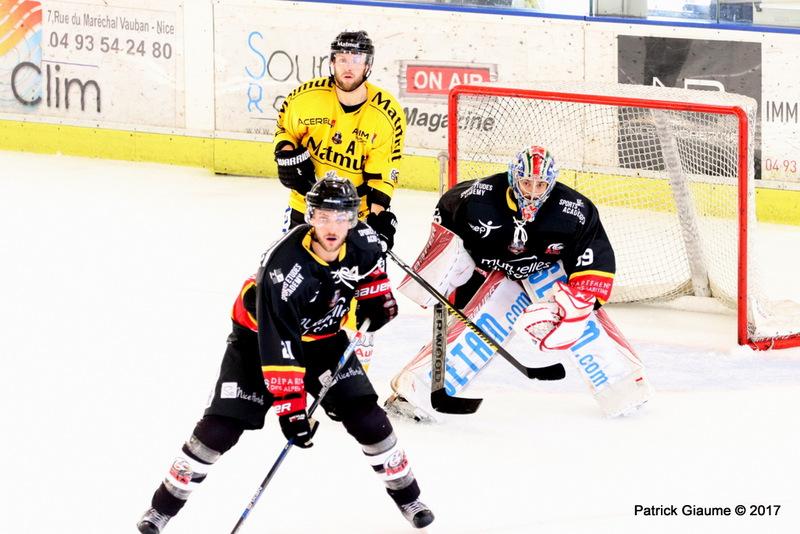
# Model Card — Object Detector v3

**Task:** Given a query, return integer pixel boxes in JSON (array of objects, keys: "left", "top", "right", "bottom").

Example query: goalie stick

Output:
[
  {"left": 430, "top": 302, "right": 483, "bottom": 414},
  {"left": 387, "top": 250, "right": 566, "bottom": 381}
]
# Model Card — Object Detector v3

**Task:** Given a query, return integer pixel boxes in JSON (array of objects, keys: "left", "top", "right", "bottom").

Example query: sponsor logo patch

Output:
[
  {"left": 545, "top": 243, "right": 564, "bottom": 255},
  {"left": 220, "top": 382, "right": 238, "bottom": 399},
  {"left": 281, "top": 264, "right": 303, "bottom": 301},
  {"left": 467, "top": 219, "right": 502, "bottom": 238},
  {"left": 269, "top": 268, "right": 284, "bottom": 284}
]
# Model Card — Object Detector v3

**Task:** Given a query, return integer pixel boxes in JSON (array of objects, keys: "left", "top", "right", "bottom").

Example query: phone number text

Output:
[{"left": 48, "top": 31, "right": 173, "bottom": 60}]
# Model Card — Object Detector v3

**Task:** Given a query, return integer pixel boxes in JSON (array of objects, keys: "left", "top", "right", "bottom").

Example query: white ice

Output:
[{"left": 1, "top": 150, "right": 799, "bottom": 534}]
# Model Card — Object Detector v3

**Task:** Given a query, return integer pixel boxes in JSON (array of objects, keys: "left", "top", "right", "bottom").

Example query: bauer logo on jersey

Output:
[{"left": 545, "top": 243, "right": 565, "bottom": 255}]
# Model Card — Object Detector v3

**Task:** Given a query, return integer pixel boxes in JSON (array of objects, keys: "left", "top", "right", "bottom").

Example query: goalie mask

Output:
[
  {"left": 508, "top": 146, "right": 558, "bottom": 222},
  {"left": 329, "top": 30, "right": 374, "bottom": 85},
  {"left": 305, "top": 172, "right": 360, "bottom": 228}
]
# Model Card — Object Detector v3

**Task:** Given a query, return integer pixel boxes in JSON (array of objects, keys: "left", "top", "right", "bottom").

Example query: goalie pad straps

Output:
[{"left": 397, "top": 222, "right": 475, "bottom": 308}]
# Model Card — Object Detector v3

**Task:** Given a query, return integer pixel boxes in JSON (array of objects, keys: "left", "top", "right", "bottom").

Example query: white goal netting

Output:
[{"left": 450, "top": 82, "right": 800, "bottom": 348}]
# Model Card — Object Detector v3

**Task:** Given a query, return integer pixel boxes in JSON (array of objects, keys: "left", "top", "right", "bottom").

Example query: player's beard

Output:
[
  {"left": 334, "top": 71, "right": 366, "bottom": 93},
  {"left": 313, "top": 231, "right": 346, "bottom": 255}
]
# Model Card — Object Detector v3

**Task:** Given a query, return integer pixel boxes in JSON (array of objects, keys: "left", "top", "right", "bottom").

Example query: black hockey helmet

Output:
[
  {"left": 305, "top": 172, "right": 360, "bottom": 228},
  {"left": 331, "top": 30, "right": 374, "bottom": 59},
  {"left": 330, "top": 30, "right": 374, "bottom": 70}
]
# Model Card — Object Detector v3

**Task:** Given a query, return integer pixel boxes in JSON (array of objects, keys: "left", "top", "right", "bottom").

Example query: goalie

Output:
[{"left": 386, "top": 145, "right": 653, "bottom": 421}]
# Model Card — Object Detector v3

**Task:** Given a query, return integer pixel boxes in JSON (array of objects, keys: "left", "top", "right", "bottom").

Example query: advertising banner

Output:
[
  {"left": 0, "top": 0, "right": 184, "bottom": 128},
  {"left": 212, "top": 0, "right": 584, "bottom": 149},
  {"left": 617, "top": 35, "right": 764, "bottom": 177}
]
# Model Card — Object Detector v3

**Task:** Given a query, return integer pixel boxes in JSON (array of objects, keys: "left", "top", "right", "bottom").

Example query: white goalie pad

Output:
[
  {"left": 521, "top": 262, "right": 654, "bottom": 417},
  {"left": 389, "top": 271, "right": 538, "bottom": 422},
  {"left": 397, "top": 222, "right": 475, "bottom": 308}
]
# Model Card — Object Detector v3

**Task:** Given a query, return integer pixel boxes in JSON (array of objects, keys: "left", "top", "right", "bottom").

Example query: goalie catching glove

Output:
[
  {"left": 355, "top": 270, "right": 398, "bottom": 332},
  {"left": 516, "top": 281, "right": 596, "bottom": 351},
  {"left": 275, "top": 145, "right": 316, "bottom": 195}
]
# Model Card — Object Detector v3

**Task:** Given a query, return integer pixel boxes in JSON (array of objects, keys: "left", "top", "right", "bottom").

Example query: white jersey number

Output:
[{"left": 576, "top": 248, "right": 594, "bottom": 267}]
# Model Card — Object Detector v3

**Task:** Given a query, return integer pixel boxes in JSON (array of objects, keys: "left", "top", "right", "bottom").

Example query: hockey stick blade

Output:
[
  {"left": 430, "top": 303, "right": 483, "bottom": 414},
  {"left": 527, "top": 362, "right": 566, "bottom": 381},
  {"left": 431, "top": 387, "right": 483, "bottom": 414},
  {"left": 388, "top": 250, "right": 566, "bottom": 382}
]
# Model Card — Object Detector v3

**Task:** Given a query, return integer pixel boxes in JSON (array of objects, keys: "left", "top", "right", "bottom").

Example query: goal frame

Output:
[{"left": 447, "top": 83, "right": 799, "bottom": 350}]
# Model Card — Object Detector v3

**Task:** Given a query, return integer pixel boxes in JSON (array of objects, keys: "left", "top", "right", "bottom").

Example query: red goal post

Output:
[{"left": 447, "top": 82, "right": 800, "bottom": 350}]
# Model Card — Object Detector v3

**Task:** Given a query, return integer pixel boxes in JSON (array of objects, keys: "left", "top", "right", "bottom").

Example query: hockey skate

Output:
[
  {"left": 398, "top": 499, "right": 435, "bottom": 528},
  {"left": 136, "top": 507, "right": 172, "bottom": 534},
  {"left": 383, "top": 393, "right": 435, "bottom": 423}
]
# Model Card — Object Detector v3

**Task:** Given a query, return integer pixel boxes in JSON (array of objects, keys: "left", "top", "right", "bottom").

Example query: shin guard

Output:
[{"left": 363, "top": 433, "right": 421, "bottom": 506}]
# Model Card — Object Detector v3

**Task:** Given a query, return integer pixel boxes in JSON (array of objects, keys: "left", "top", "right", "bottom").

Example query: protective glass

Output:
[
  {"left": 332, "top": 52, "right": 370, "bottom": 65},
  {"left": 307, "top": 207, "right": 358, "bottom": 228}
]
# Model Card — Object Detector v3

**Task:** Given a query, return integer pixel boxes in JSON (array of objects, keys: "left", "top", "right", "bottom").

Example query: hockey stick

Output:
[
  {"left": 430, "top": 302, "right": 483, "bottom": 414},
  {"left": 387, "top": 250, "right": 565, "bottom": 381},
  {"left": 229, "top": 320, "right": 371, "bottom": 534}
]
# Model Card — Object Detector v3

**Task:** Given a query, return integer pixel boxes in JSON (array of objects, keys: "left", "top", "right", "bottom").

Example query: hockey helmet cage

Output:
[
  {"left": 305, "top": 172, "right": 360, "bottom": 228},
  {"left": 330, "top": 30, "right": 374, "bottom": 67},
  {"left": 508, "top": 145, "right": 558, "bottom": 222}
]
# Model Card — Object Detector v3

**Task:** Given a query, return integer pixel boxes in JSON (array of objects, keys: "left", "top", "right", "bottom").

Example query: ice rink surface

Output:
[{"left": 1, "top": 150, "right": 799, "bottom": 534}]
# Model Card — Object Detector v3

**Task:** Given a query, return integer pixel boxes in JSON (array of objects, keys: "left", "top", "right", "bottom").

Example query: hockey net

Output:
[{"left": 448, "top": 82, "right": 800, "bottom": 350}]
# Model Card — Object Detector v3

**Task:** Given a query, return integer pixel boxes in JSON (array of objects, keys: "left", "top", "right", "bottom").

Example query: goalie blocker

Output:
[{"left": 388, "top": 224, "right": 653, "bottom": 420}]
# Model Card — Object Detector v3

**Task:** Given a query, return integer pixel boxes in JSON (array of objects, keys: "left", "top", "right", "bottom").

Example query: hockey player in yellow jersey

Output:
[{"left": 274, "top": 30, "right": 406, "bottom": 252}]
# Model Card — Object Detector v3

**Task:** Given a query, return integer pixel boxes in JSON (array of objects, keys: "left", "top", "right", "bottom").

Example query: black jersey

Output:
[
  {"left": 254, "top": 222, "right": 384, "bottom": 380},
  {"left": 437, "top": 172, "right": 615, "bottom": 302}
]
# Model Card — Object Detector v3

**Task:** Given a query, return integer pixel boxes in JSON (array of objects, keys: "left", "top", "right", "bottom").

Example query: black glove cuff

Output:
[
  {"left": 367, "top": 188, "right": 392, "bottom": 211},
  {"left": 275, "top": 146, "right": 311, "bottom": 167}
]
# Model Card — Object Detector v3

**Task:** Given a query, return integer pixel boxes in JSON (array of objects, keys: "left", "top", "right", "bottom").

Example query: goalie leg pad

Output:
[
  {"left": 397, "top": 222, "right": 475, "bottom": 308},
  {"left": 594, "top": 370, "right": 654, "bottom": 417},
  {"left": 390, "top": 273, "right": 541, "bottom": 421},
  {"left": 566, "top": 309, "right": 653, "bottom": 417}
]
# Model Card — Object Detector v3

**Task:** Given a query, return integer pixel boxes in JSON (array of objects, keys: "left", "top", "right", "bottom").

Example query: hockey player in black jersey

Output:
[
  {"left": 431, "top": 146, "right": 615, "bottom": 305},
  {"left": 388, "top": 146, "right": 653, "bottom": 420},
  {"left": 400, "top": 145, "right": 615, "bottom": 313},
  {"left": 137, "top": 176, "right": 433, "bottom": 533}
]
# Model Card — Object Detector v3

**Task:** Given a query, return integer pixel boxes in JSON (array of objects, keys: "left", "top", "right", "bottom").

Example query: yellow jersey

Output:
[{"left": 274, "top": 76, "right": 406, "bottom": 217}]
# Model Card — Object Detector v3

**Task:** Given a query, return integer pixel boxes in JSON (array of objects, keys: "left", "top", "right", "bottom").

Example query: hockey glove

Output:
[
  {"left": 366, "top": 210, "right": 398, "bottom": 252},
  {"left": 516, "top": 281, "right": 595, "bottom": 351},
  {"left": 275, "top": 146, "right": 316, "bottom": 195},
  {"left": 355, "top": 270, "right": 398, "bottom": 332},
  {"left": 274, "top": 395, "right": 318, "bottom": 448}
]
